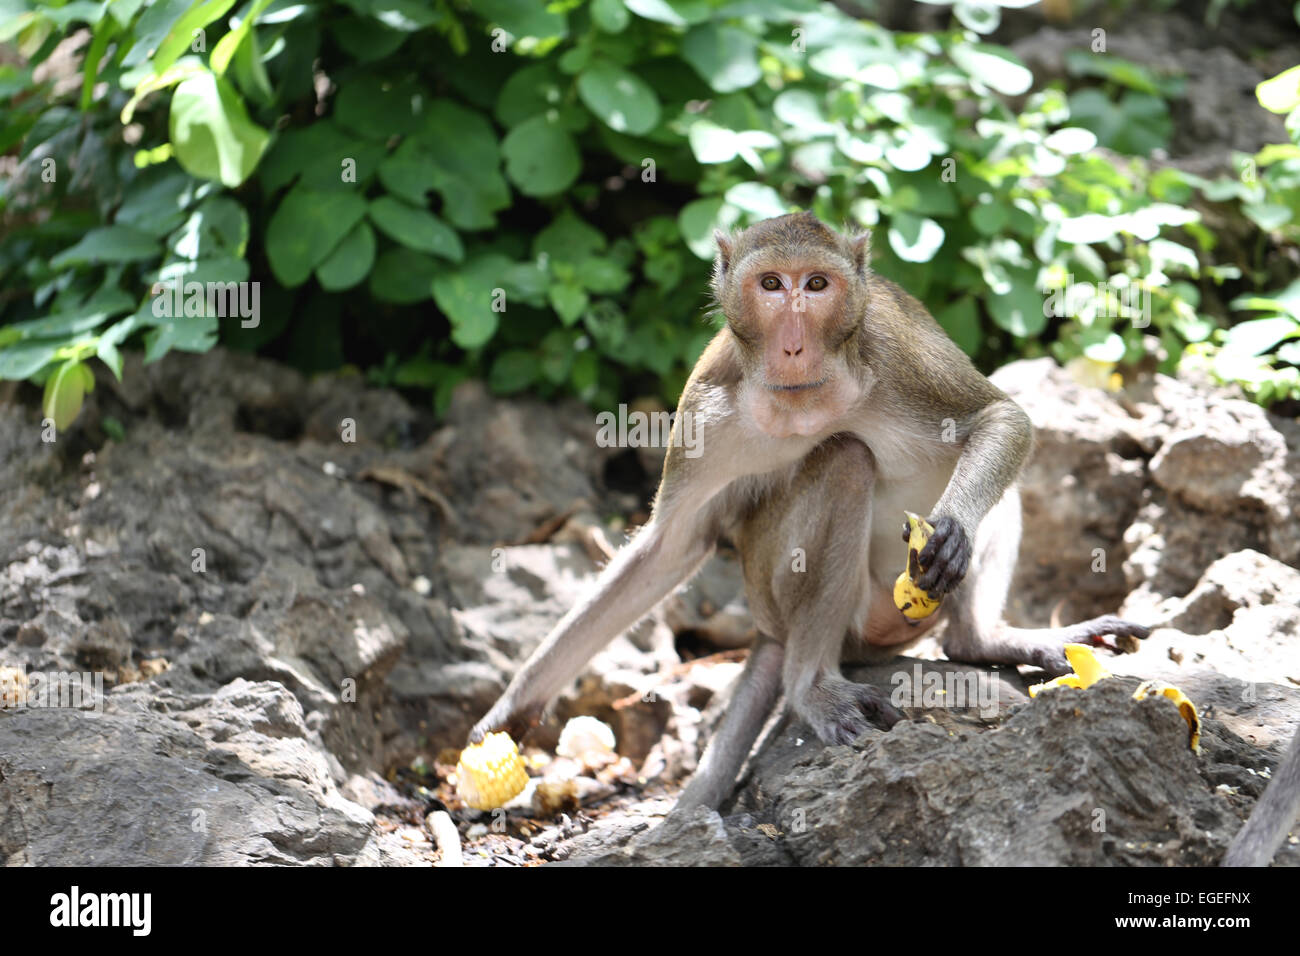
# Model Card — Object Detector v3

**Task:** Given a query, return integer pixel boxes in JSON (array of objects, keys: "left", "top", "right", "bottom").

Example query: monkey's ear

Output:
[
  {"left": 713, "top": 230, "right": 733, "bottom": 273},
  {"left": 850, "top": 232, "right": 871, "bottom": 275}
]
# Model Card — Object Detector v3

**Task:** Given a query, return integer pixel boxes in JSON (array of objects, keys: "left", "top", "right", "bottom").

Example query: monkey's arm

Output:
[
  {"left": 470, "top": 501, "right": 717, "bottom": 742},
  {"left": 915, "top": 397, "right": 1031, "bottom": 597},
  {"left": 469, "top": 370, "right": 741, "bottom": 743}
]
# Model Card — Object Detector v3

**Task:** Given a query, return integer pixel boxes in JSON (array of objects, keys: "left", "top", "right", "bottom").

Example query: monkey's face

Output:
[{"left": 724, "top": 255, "right": 866, "bottom": 438}]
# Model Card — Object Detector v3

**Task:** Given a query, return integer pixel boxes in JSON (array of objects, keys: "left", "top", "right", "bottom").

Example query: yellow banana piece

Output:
[
  {"left": 1133, "top": 680, "right": 1201, "bottom": 753},
  {"left": 1028, "top": 643, "right": 1112, "bottom": 697},
  {"left": 893, "top": 511, "right": 940, "bottom": 621}
]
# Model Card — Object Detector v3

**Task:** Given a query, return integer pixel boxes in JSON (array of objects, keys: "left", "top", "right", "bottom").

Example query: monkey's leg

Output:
[
  {"left": 742, "top": 435, "right": 903, "bottom": 746},
  {"left": 941, "top": 488, "right": 1148, "bottom": 676},
  {"left": 1223, "top": 724, "right": 1300, "bottom": 866},
  {"left": 675, "top": 635, "right": 785, "bottom": 811}
]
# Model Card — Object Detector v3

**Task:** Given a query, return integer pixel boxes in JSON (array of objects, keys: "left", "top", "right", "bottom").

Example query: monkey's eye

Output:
[
  {"left": 805, "top": 275, "right": 828, "bottom": 291},
  {"left": 760, "top": 275, "right": 782, "bottom": 291}
]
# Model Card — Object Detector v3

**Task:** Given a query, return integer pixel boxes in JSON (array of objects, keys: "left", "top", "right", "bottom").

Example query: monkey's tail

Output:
[{"left": 1222, "top": 724, "right": 1300, "bottom": 867}]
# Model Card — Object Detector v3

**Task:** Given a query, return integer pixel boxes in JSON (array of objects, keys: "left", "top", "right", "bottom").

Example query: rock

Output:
[
  {"left": 663, "top": 552, "right": 756, "bottom": 650},
  {"left": 430, "top": 380, "right": 611, "bottom": 545},
  {"left": 571, "top": 806, "right": 742, "bottom": 867},
  {"left": 991, "top": 358, "right": 1148, "bottom": 624},
  {"left": 0, "top": 680, "right": 377, "bottom": 865}
]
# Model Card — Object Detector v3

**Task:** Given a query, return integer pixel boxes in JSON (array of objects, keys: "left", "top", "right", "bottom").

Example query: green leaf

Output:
[
  {"left": 1258, "top": 65, "right": 1300, "bottom": 114},
  {"left": 496, "top": 62, "right": 570, "bottom": 128},
  {"left": 549, "top": 282, "right": 589, "bottom": 325},
  {"left": 578, "top": 257, "right": 632, "bottom": 294},
  {"left": 887, "top": 213, "right": 944, "bottom": 263},
  {"left": 570, "top": 349, "right": 600, "bottom": 397},
  {"left": 169, "top": 68, "right": 270, "bottom": 187},
  {"left": 473, "top": 0, "right": 567, "bottom": 39},
  {"left": 488, "top": 350, "right": 538, "bottom": 394},
  {"left": 152, "top": 0, "right": 238, "bottom": 77},
  {"left": 0, "top": 341, "right": 61, "bottom": 380},
  {"left": 51, "top": 225, "right": 160, "bottom": 267},
  {"left": 501, "top": 115, "right": 580, "bottom": 197},
  {"left": 266, "top": 187, "right": 369, "bottom": 287},
  {"left": 143, "top": 313, "right": 218, "bottom": 362},
  {"left": 416, "top": 100, "right": 511, "bottom": 229},
  {"left": 335, "top": 75, "right": 428, "bottom": 140},
  {"left": 679, "top": 197, "right": 737, "bottom": 259},
  {"left": 211, "top": 0, "right": 274, "bottom": 74},
  {"left": 332, "top": 14, "right": 409, "bottom": 61},
  {"left": 533, "top": 209, "right": 606, "bottom": 263},
  {"left": 43, "top": 360, "right": 87, "bottom": 430},
  {"left": 260, "top": 122, "right": 384, "bottom": 193},
  {"left": 591, "top": 0, "right": 629, "bottom": 32},
  {"left": 725, "top": 182, "right": 786, "bottom": 219},
  {"left": 935, "top": 297, "right": 982, "bottom": 356},
  {"left": 987, "top": 273, "right": 1046, "bottom": 337},
  {"left": 950, "top": 44, "right": 1033, "bottom": 96},
  {"left": 432, "top": 254, "right": 513, "bottom": 349},
  {"left": 954, "top": 1, "right": 1000, "bottom": 35},
  {"left": 970, "top": 200, "right": 1008, "bottom": 237},
  {"left": 368, "top": 197, "right": 463, "bottom": 260},
  {"left": 1222, "top": 317, "right": 1300, "bottom": 356},
  {"left": 316, "top": 221, "right": 377, "bottom": 291},
  {"left": 577, "top": 63, "right": 661, "bottom": 135},
  {"left": 681, "top": 24, "right": 761, "bottom": 93},
  {"left": 377, "top": 138, "right": 442, "bottom": 205},
  {"left": 625, "top": 0, "right": 711, "bottom": 27},
  {"left": 370, "top": 247, "right": 438, "bottom": 304}
]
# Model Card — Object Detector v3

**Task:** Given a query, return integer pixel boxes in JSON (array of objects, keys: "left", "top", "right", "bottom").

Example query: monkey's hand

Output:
[
  {"left": 467, "top": 696, "right": 543, "bottom": 747},
  {"left": 913, "top": 514, "right": 971, "bottom": 599}
]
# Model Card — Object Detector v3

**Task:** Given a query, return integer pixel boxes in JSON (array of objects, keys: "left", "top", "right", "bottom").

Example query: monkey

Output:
[
  {"left": 470, "top": 211, "right": 1149, "bottom": 811},
  {"left": 1222, "top": 724, "right": 1300, "bottom": 866}
]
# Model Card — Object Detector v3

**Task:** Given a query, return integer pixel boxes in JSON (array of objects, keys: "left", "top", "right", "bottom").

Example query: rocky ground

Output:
[{"left": 0, "top": 346, "right": 1297, "bottom": 866}]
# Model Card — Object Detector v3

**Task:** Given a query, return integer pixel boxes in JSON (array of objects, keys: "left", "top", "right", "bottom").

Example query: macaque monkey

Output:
[{"left": 470, "top": 212, "right": 1148, "bottom": 810}]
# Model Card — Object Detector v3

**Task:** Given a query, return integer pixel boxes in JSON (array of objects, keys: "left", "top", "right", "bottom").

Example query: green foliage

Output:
[{"left": 0, "top": 0, "right": 1297, "bottom": 428}]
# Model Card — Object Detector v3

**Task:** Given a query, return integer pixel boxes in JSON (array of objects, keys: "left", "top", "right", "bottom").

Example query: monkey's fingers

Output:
[
  {"left": 855, "top": 685, "right": 904, "bottom": 730},
  {"left": 915, "top": 517, "right": 971, "bottom": 596},
  {"left": 1079, "top": 617, "right": 1150, "bottom": 655}
]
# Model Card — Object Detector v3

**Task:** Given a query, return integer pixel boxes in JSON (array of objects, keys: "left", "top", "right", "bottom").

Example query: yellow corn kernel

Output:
[{"left": 456, "top": 732, "right": 528, "bottom": 810}]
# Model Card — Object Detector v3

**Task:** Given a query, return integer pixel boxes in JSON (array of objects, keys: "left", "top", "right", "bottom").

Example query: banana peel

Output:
[
  {"left": 1133, "top": 680, "right": 1202, "bottom": 754},
  {"left": 1029, "top": 644, "right": 1201, "bottom": 753},
  {"left": 893, "top": 511, "right": 939, "bottom": 622},
  {"left": 1028, "top": 643, "right": 1112, "bottom": 696}
]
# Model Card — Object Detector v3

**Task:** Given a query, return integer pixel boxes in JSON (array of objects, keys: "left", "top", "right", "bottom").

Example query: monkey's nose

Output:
[{"left": 783, "top": 345, "right": 803, "bottom": 357}]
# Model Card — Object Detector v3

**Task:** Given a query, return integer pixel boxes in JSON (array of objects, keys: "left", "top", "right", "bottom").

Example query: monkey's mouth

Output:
[{"left": 766, "top": 378, "right": 828, "bottom": 393}]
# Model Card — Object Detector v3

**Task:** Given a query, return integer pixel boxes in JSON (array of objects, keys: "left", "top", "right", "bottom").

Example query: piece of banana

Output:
[
  {"left": 893, "top": 511, "right": 940, "bottom": 621},
  {"left": 1028, "top": 643, "right": 1112, "bottom": 696},
  {"left": 1133, "top": 680, "right": 1202, "bottom": 753}
]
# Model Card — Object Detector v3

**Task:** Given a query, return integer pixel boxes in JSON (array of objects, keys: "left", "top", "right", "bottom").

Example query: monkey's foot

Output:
[{"left": 794, "top": 675, "right": 904, "bottom": 746}]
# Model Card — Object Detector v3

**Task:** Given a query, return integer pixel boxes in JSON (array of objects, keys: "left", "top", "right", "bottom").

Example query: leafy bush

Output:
[{"left": 0, "top": 0, "right": 1297, "bottom": 429}]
